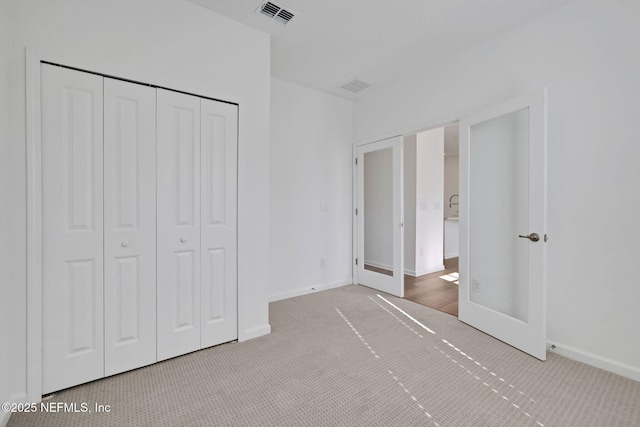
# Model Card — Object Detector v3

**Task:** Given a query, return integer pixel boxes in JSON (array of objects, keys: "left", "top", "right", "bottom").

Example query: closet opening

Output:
[{"left": 28, "top": 60, "right": 239, "bottom": 397}]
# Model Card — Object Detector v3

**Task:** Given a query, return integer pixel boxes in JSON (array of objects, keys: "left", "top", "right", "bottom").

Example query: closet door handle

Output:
[
  {"left": 180, "top": 237, "right": 187, "bottom": 243},
  {"left": 121, "top": 240, "right": 130, "bottom": 248}
]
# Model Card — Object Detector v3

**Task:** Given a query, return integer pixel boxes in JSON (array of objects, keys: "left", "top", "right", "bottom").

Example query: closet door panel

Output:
[
  {"left": 103, "top": 78, "right": 157, "bottom": 376},
  {"left": 42, "top": 64, "right": 104, "bottom": 394},
  {"left": 200, "top": 100, "right": 238, "bottom": 347},
  {"left": 157, "top": 89, "right": 202, "bottom": 361}
]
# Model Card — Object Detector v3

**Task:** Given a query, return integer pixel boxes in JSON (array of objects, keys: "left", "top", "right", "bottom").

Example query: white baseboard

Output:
[
  {"left": 239, "top": 324, "right": 271, "bottom": 342},
  {"left": 269, "top": 279, "right": 352, "bottom": 303},
  {"left": 547, "top": 340, "right": 640, "bottom": 382},
  {"left": 406, "top": 265, "right": 446, "bottom": 277},
  {"left": 1, "top": 392, "right": 27, "bottom": 427},
  {"left": 368, "top": 262, "right": 447, "bottom": 278},
  {"left": 417, "top": 265, "right": 446, "bottom": 276}
]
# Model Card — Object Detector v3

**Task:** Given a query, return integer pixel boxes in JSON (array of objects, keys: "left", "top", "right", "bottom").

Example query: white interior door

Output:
[
  {"left": 200, "top": 99, "right": 238, "bottom": 347},
  {"left": 103, "top": 78, "right": 157, "bottom": 376},
  {"left": 156, "top": 89, "right": 202, "bottom": 361},
  {"left": 459, "top": 89, "right": 547, "bottom": 360},
  {"left": 42, "top": 64, "right": 104, "bottom": 393},
  {"left": 356, "top": 136, "right": 404, "bottom": 297}
]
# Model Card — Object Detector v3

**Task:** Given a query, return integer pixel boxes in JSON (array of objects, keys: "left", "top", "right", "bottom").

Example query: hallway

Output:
[{"left": 404, "top": 257, "right": 458, "bottom": 316}]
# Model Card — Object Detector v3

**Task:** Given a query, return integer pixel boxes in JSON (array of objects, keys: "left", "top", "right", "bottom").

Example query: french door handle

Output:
[{"left": 518, "top": 233, "right": 540, "bottom": 242}]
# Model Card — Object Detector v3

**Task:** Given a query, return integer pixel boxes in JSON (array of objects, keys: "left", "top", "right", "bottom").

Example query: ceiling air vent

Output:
[
  {"left": 257, "top": 1, "right": 296, "bottom": 25},
  {"left": 340, "top": 78, "right": 373, "bottom": 94}
]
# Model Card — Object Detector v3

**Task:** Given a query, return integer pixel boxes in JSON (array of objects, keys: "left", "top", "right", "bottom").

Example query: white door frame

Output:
[{"left": 25, "top": 51, "right": 244, "bottom": 402}]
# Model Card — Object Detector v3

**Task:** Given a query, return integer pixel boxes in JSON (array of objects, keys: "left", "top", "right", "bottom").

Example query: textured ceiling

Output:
[{"left": 187, "top": 0, "right": 576, "bottom": 99}]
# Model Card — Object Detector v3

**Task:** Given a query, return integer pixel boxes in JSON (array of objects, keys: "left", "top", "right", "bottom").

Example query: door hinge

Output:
[
  {"left": 544, "top": 234, "right": 548, "bottom": 242},
  {"left": 355, "top": 158, "right": 358, "bottom": 165},
  {"left": 355, "top": 208, "right": 358, "bottom": 215},
  {"left": 355, "top": 258, "right": 358, "bottom": 265}
]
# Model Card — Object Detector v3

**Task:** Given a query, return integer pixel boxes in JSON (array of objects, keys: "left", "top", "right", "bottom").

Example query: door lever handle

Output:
[{"left": 518, "top": 233, "right": 540, "bottom": 242}]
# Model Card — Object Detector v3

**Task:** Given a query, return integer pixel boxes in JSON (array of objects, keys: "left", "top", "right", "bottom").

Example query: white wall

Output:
[
  {"left": 354, "top": 0, "right": 640, "bottom": 379},
  {"left": 3, "top": 0, "right": 271, "bottom": 406},
  {"left": 405, "top": 129, "right": 445, "bottom": 276},
  {"left": 269, "top": 77, "right": 353, "bottom": 301},
  {"left": 415, "top": 128, "right": 444, "bottom": 276}
]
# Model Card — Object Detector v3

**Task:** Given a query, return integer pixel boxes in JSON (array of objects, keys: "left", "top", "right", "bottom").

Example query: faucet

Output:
[{"left": 449, "top": 194, "right": 459, "bottom": 208}]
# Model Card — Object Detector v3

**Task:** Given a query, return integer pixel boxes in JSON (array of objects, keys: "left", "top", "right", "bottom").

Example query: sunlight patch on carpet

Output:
[
  {"left": 335, "top": 305, "right": 442, "bottom": 426},
  {"left": 376, "top": 294, "right": 436, "bottom": 334},
  {"left": 369, "top": 293, "right": 547, "bottom": 426}
]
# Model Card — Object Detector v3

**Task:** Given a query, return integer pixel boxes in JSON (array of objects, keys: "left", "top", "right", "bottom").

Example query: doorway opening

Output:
[
  {"left": 357, "top": 90, "right": 547, "bottom": 359},
  {"left": 402, "top": 123, "right": 460, "bottom": 316}
]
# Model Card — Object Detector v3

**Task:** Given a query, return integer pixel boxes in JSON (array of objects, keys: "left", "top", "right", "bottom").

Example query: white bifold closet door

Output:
[
  {"left": 199, "top": 98, "right": 238, "bottom": 348},
  {"left": 156, "top": 89, "right": 202, "bottom": 360},
  {"left": 42, "top": 64, "right": 238, "bottom": 392},
  {"left": 42, "top": 65, "right": 105, "bottom": 394},
  {"left": 42, "top": 65, "right": 157, "bottom": 393},
  {"left": 103, "top": 78, "right": 157, "bottom": 376},
  {"left": 156, "top": 90, "right": 238, "bottom": 361}
]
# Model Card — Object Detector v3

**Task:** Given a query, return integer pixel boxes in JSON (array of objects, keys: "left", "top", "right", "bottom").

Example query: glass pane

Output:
[
  {"left": 469, "top": 108, "right": 529, "bottom": 322},
  {"left": 363, "top": 147, "right": 394, "bottom": 277}
]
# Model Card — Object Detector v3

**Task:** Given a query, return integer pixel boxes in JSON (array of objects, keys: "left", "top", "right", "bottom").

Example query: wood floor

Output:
[
  {"left": 363, "top": 258, "right": 459, "bottom": 316},
  {"left": 404, "top": 258, "right": 459, "bottom": 317}
]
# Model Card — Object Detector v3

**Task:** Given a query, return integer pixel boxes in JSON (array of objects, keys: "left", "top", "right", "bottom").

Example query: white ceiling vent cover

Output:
[
  {"left": 340, "top": 78, "right": 373, "bottom": 94},
  {"left": 256, "top": 1, "right": 296, "bottom": 25}
]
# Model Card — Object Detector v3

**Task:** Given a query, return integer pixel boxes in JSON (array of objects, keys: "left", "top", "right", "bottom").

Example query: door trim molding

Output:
[{"left": 26, "top": 50, "right": 43, "bottom": 403}]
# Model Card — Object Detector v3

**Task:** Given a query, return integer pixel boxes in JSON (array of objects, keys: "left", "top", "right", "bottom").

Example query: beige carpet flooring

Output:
[{"left": 9, "top": 285, "right": 640, "bottom": 426}]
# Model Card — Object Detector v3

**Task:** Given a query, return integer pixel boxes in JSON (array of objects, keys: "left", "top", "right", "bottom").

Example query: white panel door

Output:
[
  {"left": 200, "top": 99, "right": 238, "bottom": 347},
  {"left": 157, "top": 89, "right": 202, "bottom": 361},
  {"left": 459, "top": 90, "right": 547, "bottom": 360},
  {"left": 356, "top": 136, "right": 404, "bottom": 297},
  {"left": 42, "top": 64, "right": 104, "bottom": 393},
  {"left": 103, "top": 78, "right": 157, "bottom": 375}
]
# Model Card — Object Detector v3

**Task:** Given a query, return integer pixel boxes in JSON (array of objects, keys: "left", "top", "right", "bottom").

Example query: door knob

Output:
[
  {"left": 518, "top": 233, "right": 540, "bottom": 242},
  {"left": 180, "top": 237, "right": 187, "bottom": 243},
  {"left": 121, "top": 240, "right": 130, "bottom": 248}
]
